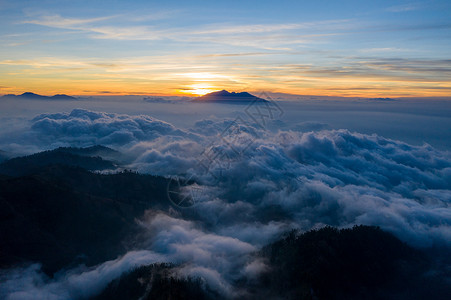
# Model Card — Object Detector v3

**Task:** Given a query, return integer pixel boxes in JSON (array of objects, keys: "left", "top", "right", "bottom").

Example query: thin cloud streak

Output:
[
  {"left": 22, "top": 14, "right": 349, "bottom": 45},
  {"left": 24, "top": 15, "right": 115, "bottom": 28},
  {"left": 24, "top": 14, "right": 167, "bottom": 41},
  {"left": 387, "top": 2, "right": 424, "bottom": 12}
]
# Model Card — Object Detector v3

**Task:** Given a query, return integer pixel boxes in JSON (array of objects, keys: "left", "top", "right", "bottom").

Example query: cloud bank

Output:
[
  {"left": 0, "top": 108, "right": 450, "bottom": 298},
  {"left": 0, "top": 251, "right": 166, "bottom": 300},
  {"left": 30, "top": 109, "right": 186, "bottom": 146}
]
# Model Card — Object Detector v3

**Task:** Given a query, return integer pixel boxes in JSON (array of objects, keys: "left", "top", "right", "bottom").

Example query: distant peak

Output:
[
  {"left": 195, "top": 90, "right": 268, "bottom": 104},
  {"left": 206, "top": 90, "right": 231, "bottom": 96},
  {"left": 0, "top": 92, "right": 76, "bottom": 100},
  {"left": 51, "top": 94, "right": 76, "bottom": 100},
  {"left": 19, "top": 92, "right": 48, "bottom": 99}
]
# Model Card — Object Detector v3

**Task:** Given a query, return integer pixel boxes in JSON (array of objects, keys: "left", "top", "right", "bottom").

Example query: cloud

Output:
[
  {"left": 12, "top": 109, "right": 451, "bottom": 249},
  {"left": 191, "top": 23, "right": 304, "bottom": 35},
  {"left": 292, "top": 121, "right": 330, "bottom": 131},
  {"left": 24, "top": 15, "right": 114, "bottom": 28},
  {"left": 191, "top": 19, "right": 351, "bottom": 35},
  {"left": 29, "top": 108, "right": 187, "bottom": 147},
  {"left": 0, "top": 251, "right": 165, "bottom": 300},
  {"left": 271, "top": 58, "right": 451, "bottom": 82},
  {"left": 387, "top": 2, "right": 423, "bottom": 12},
  {"left": 86, "top": 25, "right": 164, "bottom": 41},
  {"left": 129, "top": 138, "right": 206, "bottom": 175},
  {"left": 0, "top": 55, "right": 230, "bottom": 77},
  {"left": 21, "top": 14, "right": 348, "bottom": 49},
  {"left": 359, "top": 47, "right": 409, "bottom": 53},
  {"left": 1, "top": 108, "right": 451, "bottom": 298},
  {"left": 195, "top": 52, "right": 271, "bottom": 58},
  {"left": 140, "top": 120, "right": 450, "bottom": 248},
  {"left": 24, "top": 14, "right": 165, "bottom": 41},
  {"left": 2, "top": 108, "right": 451, "bottom": 248},
  {"left": 0, "top": 209, "right": 259, "bottom": 298},
  {"left": 135, "top": 212, "right": 258, "bottom": 297}
]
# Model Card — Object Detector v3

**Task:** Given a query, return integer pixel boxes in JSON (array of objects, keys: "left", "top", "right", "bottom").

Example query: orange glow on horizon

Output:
[
  {"left": 1, "top": 56, "right": 451, "bottom": 98},
  {"left": 2, "top": 87, "right": 451, "bottom": 98},
  {"left": 177, "top": 83, "right": 217, "bottom": 96},
  {"left": 1, "top": 76, "right": 451, "bottom": 98}
]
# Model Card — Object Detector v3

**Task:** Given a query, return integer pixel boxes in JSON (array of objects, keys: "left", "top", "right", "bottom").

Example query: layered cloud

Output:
[
  {"left": 0, "top": 251, "right": 166, "bottom": 300},
  {"left": 0, "top": 213, "right": 258, "bottom": 299},
  {"left": 29, "top": 108, "right": 188, "bottom": 147},
  {"left": 2, "top": 108, "right": 450, "bottom": 248},
  {"left": 0, "top": 108, "right": 450, "bottom": 298},
  {"left": 21, "top": 109, "right": 451, "bottom": 247},
  {"left": 180, "top": 128, "right": 451, "bottom": 247}
]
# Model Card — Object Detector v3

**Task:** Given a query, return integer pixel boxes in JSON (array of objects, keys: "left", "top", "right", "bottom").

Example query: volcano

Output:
[{"left": 194, "top": 90, "right": 268, "bottom": 103}]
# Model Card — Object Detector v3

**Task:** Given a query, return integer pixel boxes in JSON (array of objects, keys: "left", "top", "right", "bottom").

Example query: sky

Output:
[
  {"left": 0, "top": 0, "right": 451, "bottom": 97},
  {"left": 1, "top": 2, "right": 451, "bottom": 297}
]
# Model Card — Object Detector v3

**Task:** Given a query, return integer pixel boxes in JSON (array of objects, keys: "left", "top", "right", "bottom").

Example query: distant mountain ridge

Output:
[
  {"left": 194, "top": 90, "right": 268, "bottom": 103},
  {"left": 1, "top": 92, "right": 77, "bottom": 100}
]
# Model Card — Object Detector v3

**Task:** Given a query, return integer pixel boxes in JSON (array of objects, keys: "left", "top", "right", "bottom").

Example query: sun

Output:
[
  {"left": 176, "top": 72, "right": 231, "bottom": 96},
  {"left": 179, "top": 84, "right": 216, "bottom": 96},
  {"left": 189, "top": 88, "right": 215, "bottom": 96}
]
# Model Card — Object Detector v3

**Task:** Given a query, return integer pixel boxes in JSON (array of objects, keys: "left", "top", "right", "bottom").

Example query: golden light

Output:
[
  {"left": 175, "top": 72, "right": 232, "bottom": 96},
  {"left": 178, "top": 83, "right": 216, "bottom": 96}
]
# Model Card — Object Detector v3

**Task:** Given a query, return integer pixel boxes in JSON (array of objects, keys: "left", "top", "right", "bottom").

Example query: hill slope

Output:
[
  {"left": 0, "top": 146, "right": 119, "bottom": 177},
  {"left": 0, "top": 147, "right": 171, "bottom": 274}
]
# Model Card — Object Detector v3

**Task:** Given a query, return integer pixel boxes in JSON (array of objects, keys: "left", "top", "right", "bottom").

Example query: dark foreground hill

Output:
[
  {"left": 0, "top": 146, "right": 120, "bottom": 176},
  {"left": 94, "top": 263, "right": 216, "bottom": 300},
  {"left": 254, "top": 226, "right": 451, "bottom": 300},
  {"left": 50, "top": 145, "right": 120, "bottom": 158},
  {"left": 93, "top": 226, "right": 451, "bottom": 300},
  {"left": 0, "top": 150, "right": 10, "bottom": 163},
  {"left": 0, "top": 152, "right": 171, "bottom": 274}
]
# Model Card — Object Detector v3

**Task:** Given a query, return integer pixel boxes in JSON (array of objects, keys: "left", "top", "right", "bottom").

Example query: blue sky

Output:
[{"left": 1, "top": 0, "right": 450, "bottom": 96}]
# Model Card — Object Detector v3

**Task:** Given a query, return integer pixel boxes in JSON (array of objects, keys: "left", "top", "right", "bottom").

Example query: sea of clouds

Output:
[{"left": 0, "top": 99, "right": 450, "bottom": 299}]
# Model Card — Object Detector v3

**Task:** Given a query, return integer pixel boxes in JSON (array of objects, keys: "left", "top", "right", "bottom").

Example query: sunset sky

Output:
[{"left": 1, "top": 0, "right": 451, "bottom": 97}]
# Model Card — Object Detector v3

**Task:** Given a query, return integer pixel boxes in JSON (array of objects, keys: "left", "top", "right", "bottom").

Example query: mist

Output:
[{"left": 0, "top": 96, "right": 450, "bottom": 299}]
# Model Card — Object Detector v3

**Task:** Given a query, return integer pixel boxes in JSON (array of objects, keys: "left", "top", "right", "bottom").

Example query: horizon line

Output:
[{"left": 3, "top": 90, "right": 451, "bottom": 100}]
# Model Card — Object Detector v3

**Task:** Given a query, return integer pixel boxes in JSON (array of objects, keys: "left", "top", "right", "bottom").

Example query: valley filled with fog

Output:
[{"left": 0, "top": 96, "right": 450, "bottom": 299}]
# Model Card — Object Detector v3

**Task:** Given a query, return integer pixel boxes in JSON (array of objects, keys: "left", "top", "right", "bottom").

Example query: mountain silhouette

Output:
[
  {"left": 194, "top": 90, "right": 268, "bottom": 103},
  {"left": 50, "top": 94, "right": 77, "bottom": 100},
  {"left": 1, "top": 92, "right": 77, "bottom": 100}
]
